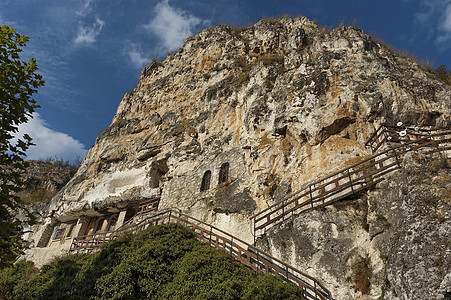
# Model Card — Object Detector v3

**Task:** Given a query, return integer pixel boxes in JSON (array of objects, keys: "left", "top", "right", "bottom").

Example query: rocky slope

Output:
[
  {"left": 32, "top": 17, "right": 450, "bottom": 299},
  {"left": 18, "top": 159, "right": 77, "bottom": 205}
]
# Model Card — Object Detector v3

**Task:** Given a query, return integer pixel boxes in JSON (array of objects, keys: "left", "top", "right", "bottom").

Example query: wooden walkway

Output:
[
  {"left": 365, "top": 125, "right": 450, "bottom": 153},
  {"left": 250, "top": 126, "right": 451, "bottom": 240},
  {"left": 71, "top": 209, "right": 332, "bottom": 300},
  {"left": 69, "top": 125, "right": 450, "bottom": 300},
  {"left": 71, "top": 197, "right": 161, "bottom": 250}
]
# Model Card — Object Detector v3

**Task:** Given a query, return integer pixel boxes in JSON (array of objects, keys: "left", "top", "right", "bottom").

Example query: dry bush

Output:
[{"left": 433, "top": 64, "right": 451, "bottom": 86}]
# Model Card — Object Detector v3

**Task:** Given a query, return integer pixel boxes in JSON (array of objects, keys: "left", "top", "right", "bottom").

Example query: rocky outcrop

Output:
[
  {"left": 28, "top": 17, "right": 450, "bottom": 299},
  {"left": 18, "top": 159, "right": 77, "bottom": 205}
]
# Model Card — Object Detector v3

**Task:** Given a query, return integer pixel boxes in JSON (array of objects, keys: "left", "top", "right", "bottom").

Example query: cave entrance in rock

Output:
[{"left": 149, "top": 158, "right": 169, "bottom": 188}]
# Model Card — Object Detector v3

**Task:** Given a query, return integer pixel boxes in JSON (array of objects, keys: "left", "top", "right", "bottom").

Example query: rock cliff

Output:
[
  {"left": 18, "top": 159, "right": 77, "bottom": 205},
  {"left": 29, "top": 17, "right": 450, "bottom": 299},
  {"left": 256, "top": 152, "right": 451, "bottom": 299}
]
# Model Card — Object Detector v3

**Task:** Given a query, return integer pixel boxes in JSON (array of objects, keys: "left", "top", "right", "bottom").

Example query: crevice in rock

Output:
[{"left": 149, "top": 158, "right": 169, "bottom": 188}]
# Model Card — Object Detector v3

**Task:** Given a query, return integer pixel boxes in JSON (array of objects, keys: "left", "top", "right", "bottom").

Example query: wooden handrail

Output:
[
  {"left": 250, "top": 130, "right": 451, "bottom": 238},
  {"left": 253, "top": 130, "right": 451, "bottom": 218},
  {"left": 68, "top": 125, "right": 449, "bottom": 300},
  {"left": 70, "top": 208, "right": 332, "bottom": 300},
  {"left": 365, "top": 125, "right": 450, "bottom": 153},
  {"left": 135, "top": 197, "right": 160, "bottom": 215}
]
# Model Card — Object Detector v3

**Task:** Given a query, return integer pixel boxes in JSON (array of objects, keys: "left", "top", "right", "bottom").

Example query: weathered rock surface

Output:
[
  {"left": 28, "top": 17, "right": 450, "bottom": 298},
  {"left": 18, "top": 159, "right": 77, "bottom": 204},
  {"left": 256, "top": 152, "right": 451, "bottom": 299}
]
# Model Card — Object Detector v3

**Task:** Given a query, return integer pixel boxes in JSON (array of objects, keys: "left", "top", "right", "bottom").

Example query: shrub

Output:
[
  {"left": 0, "top": 260, "right": 38, "bottom": 300},
  {"left": 0, "top": 224, "right": 304, "bottom": 299}
]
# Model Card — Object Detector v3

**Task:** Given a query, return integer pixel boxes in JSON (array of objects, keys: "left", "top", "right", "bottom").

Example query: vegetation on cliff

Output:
[
  {"left": 432, "top": 64, "right": 451, "bottom": 86},
  {"left": 0, "top": 224, "right": 303, "bottom": 299}
]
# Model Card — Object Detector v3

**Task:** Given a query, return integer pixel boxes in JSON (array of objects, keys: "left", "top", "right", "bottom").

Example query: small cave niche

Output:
[
  {"left": 149, "top": 158, "right": 169, "bottom": 188},
  {"left": 274, "top": 125, "right": 287, "bottom": 137}
]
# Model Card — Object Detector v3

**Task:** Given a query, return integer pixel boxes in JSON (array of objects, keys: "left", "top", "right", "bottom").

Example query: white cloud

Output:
[
  {"left": 14, "top": 113, "right": 88, "bottom": 163},
  {"left": 415, "top": 0, "right": 451, "bottom": 48},
  {"left": 76, "top": 0, "right": 94, "bottom": 17},
  {"left": 439, "top": 3, "right": 451, "bottom": 31},
  {"left": 144, "top": 0, "right": 202, "bottom": 51},
  {"left": 74, "top": 17, "right": 104, "bottom": 45},
  {"left": 437, "top": 2, "right": 451, "bottom": 47},
  {"left": 126, "top": 43, "right": 150, "bottom": 68}
]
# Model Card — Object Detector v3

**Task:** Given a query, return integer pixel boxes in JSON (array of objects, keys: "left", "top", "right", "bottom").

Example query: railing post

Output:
[
  {"left": 253, "top": 219, "right": 256, "bottom": 246},
  {"left": 286, "top": 265, "right": 289, "bottom": 281},
  {"left": 256, "top": 249, "right": 260, "bottom": 270},
  {"left": 347, "top": 169, "right": 354, "bottom": 193},
  {"left": 314, "top": 281, "right": 318, "bottom": 300},
  {"left": 309, "top": 185, "right": 313, "bottom": 208},
  {"left": 392, "top": 148, "right": 401, "bottom": 168},
  {"left": 378, "top": 128, "right": 388, "bottom": 152},
  {"left": 281, "top": 200, "right": 285, "bottom": 221},
  {"left": 230, "top": 237, "right": 233, "bottom": 254},
  {"left": 209, "top": 227, "right": 212, "bottom": 246},
  {"left": 168, "top": 210, "right": 172, "bottom": 224}
]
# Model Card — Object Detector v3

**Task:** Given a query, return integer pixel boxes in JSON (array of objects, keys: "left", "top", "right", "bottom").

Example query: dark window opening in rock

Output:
[
  {"left": 85, "top": 218, "right": 96, "bottom": 236},
  {"left": 37, "top": 224, "right": 53, "bottom": 247},
  {"left": 95, "top": 218, "right": 107, "bottom": 233},
  {"left": 149, "top": 158, "right": 169, "bottom": 188},
  {"left": 218, "top": 163, "right": 229, "bottom": 184},
  {"left": 200, "top": 170, "right": 212, "bottom": 191},
  {"left": 65, "top": 223, "right": 75, "bottom": 238},
  {"left": 274, "top": 125, "right": 287, "bottom": 137},
  {"left": 108, "top": 214, "right": 118, "bottom": 232},
  {"left": 53, "top": 225, "right": 65, "bottom": 240},
  {"left": 124, "top": 207, "right": 136, "bottom": 224}
]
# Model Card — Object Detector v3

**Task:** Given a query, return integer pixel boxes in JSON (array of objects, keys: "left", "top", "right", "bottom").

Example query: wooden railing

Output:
[
  {"left": 365, "top": 125, "right": 450, "bottom": 153},
  {"left": 120, "top": 197, "right": 160, "bottom": 228},
  {"left": 71, "top": 231, "right": 116, "bottom": 251},
  {"left": 250, "top": 130, "right": 451, "bottom": 240},
  {"left": 75, "top": 209, "right": 331, "bottom": 300},
  {"left": 135, "top": 197, "right": 160, "bottom": 216},
  {"left": 72, "top": 198, "right": 161, "bottom": 250}
]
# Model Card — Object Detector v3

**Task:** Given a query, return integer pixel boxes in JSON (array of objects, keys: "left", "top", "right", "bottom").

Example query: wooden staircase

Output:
[
  {"left": 250, "top": 126, "right": 451, "bottom": 241},
  {"left": 71, "top": 209, "right": 332, "bottom": 300},
  {"left": 69, "top": 125, "right": 450, "bottom": 300}
]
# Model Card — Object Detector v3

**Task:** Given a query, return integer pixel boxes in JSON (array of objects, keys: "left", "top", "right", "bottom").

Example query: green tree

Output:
[{"left": 0, "top": 25, "right": 44, "bottom": 268}]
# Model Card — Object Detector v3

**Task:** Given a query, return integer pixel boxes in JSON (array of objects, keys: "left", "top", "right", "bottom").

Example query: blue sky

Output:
[{"left": 1, "top": 0, "right": 450, "bottom": 162}]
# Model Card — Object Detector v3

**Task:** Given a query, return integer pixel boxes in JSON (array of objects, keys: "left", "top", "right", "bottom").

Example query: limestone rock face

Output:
[
  {"left": 256, "top": 152, "right": 451, "bottom": 299},
  {"left": 37, "top": 17, "right": 450, "bottom": 298}
]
